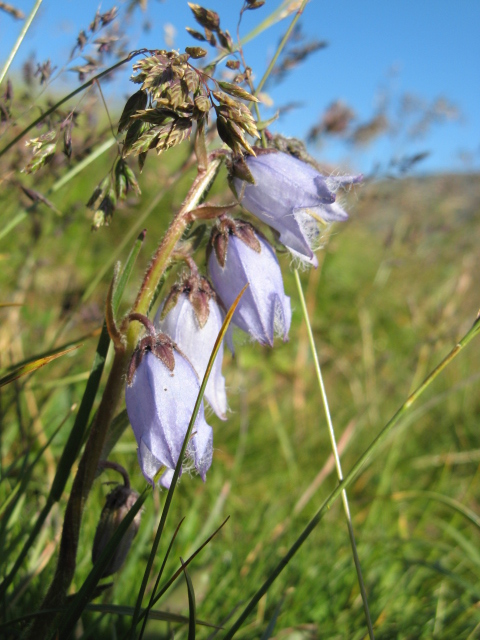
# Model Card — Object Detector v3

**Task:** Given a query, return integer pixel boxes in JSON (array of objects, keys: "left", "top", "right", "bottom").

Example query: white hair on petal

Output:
[{"left": 273, "top": 295, "right": 288, "bottom": 339}]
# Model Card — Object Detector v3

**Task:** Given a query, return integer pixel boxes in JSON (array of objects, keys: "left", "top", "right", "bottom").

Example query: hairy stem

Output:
[
  {"left": 24, "top": 348, "right": 128, "bottom": 639},
  {"left": 126, "top": 156, "right": 222, "bottom": 349}
]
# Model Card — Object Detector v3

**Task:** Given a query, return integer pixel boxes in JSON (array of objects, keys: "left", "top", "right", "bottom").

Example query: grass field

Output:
[{"left": 1, "top": 140, "right": 480, "bottom": 639}]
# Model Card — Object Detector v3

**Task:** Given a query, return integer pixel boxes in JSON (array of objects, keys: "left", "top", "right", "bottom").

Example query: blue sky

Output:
[{"left": 1, "top": 0, "right": 479, "bottom": 174}]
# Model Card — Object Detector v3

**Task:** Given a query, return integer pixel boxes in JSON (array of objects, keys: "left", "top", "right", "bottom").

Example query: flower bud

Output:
[
  {"left": 92, "top": 484, "right": 141, "bottom": 578},
  {"left": 231, "top": 149, "right": 362, "bottom": 267},
  {"left": 208, "top": 218, "right": 291, "bottom": 347},
  {"left": 125, "top": 318, "right": 213, "bottom": 488},
  {"left": 155, "top": 271, "right": 227, "bottom": 420}
]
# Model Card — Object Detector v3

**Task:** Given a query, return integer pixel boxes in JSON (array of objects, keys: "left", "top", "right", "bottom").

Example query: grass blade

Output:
[
  {"left": 294, "top": 268, "right": 374, "bottom": 639},
  {"left": 0, "top": 345, "right": 81, "bottom": 388},
  {"left": 393, "top": 490, "right": 480, "bottom": 530},
  {"left": 143, "top": 517, "right": 230, "bottom": 622},
  {"left": 0, "top": 0, "right": 43, "bottom": 88},
  {"left": 138, "top": 518, "right": 185, "bottom": 640},
  {"left": 181, "top": 558, "right": 197, "bottom": 640}
]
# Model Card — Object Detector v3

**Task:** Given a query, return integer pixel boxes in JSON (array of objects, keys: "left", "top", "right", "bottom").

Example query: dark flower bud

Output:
[{"left": 92, "top": 484, "right": 141, "bottom": 578}]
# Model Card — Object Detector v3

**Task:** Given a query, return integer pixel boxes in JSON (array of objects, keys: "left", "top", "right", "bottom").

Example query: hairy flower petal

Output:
[
  {"left": 209, "top": 222, "right": 291, "bottom": 346},
  {"left": 126, "top": 349, "right": 213, "bottom": 488},
  {"left": 233, "top": 151, "right": 361, "bottom": 265},
  {"left": 155, "top": 293, "right": 228, "bottom": 420}
]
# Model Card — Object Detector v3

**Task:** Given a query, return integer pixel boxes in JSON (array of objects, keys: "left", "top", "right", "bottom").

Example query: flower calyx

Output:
[
  {"left": 127, "top": 313, "right": 176, "bottom": 384},
  {"left": 208, "top": 217, "right": 261, "bottom": 268},
  {"left": 227, "top": 147, "right": 278, "bottom": 189},
  {"left": 160, "top": 261, "right": 216, "bottom": 330}
]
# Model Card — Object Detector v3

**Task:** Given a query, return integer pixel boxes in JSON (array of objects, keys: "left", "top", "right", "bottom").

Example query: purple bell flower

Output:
[
  {"left": 125, "top": 315, "right": 213, "bottom": 489},
  {"left": 232, "top": 149, "right": 362, "bottom": 267},
  {"left": 154, "top": 268, "right": 227, "bottom": 420},
  {"left": 208, "top": 218, "right": 291, "bottom": 347}
]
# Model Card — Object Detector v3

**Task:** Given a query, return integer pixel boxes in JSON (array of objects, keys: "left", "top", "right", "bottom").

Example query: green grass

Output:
[{"left": 1, "top": 151, "right": 480, "bottom": 639}]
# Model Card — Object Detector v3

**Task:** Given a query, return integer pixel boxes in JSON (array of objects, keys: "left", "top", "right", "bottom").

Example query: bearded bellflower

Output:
[
  {"left": 231, "top": 149, "right": 362, "bottom": 267},
  {"left": 125, "top": 316, "right": 213, "bottom": 488},
  {"left": 154, "top": 268, "right": 227, "bottom": 420},
  {"left": 208, "top": 217, "right": 291, "bottom": 347}
]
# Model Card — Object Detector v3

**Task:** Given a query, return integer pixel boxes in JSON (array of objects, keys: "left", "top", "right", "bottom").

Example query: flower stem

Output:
[
  {"left": 126, "top": 156, "right": 223, "bottom": 350},
  {"left": 24, "top": 348, "right": 129, "bottom": 639}
]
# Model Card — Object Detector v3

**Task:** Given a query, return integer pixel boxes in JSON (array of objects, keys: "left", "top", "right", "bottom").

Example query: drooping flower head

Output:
[
  {"left": 125, "top": 315, "right": 213, "bottom": 489},
  {"left": 208, "top": 217, "right": 291, "bottom": 347},
  {"left": 155, "top": 264, "right": 227, "bottom": 420},
  {"left": 231, "top": 149, "right": 362, "bottom": 267}
]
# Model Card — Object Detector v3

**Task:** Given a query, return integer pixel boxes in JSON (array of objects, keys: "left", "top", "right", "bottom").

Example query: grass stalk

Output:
[
  {"left": 254, "top": 0, "right": 309, "bottom": 98},
  {"left": 0, "top": 54, "right": 136, "bottom": 159},
  {"left": 293, "top": 268, "right": 375, "bottom": 640},
  {"left": 0, "top": 0, "right": 43, "bottom": 88}
]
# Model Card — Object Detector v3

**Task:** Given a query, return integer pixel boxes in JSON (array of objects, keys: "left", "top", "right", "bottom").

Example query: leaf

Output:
[
  {"left": 0, "top": 345, "right": 81, "bottom": 388},
  {"left": 256, "top": 111, "right": 280, "bottom": 131}
]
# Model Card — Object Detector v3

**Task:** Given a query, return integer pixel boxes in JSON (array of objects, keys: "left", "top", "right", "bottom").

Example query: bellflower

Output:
[
  {"left": 208, "top": 217, "right": 291, "bottom": 347},
  {"left": 232, "top": 149, "right": 362, "bottom": 267},
  {"left": 154, "top": 270, "right": 227, "bottom": 420},
  {"left": 125, "top": 319, "right": 213, "bottom": 489}
]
